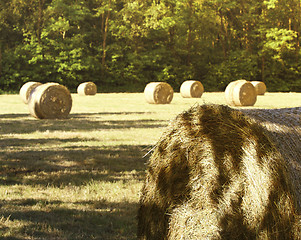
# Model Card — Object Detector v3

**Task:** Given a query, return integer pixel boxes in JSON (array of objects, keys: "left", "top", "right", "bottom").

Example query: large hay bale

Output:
[
  {"left": 251, "top": 81, "right": 267, "bottom": 95},
  {"left": 77, "top": 82, "right": 97, "bottom": 95},
  {"left": 138, "top": 104, "right": 300, "bottom": 240},
  {"left": 144, "top": 82, "right": 174, "bottom": 104},
  {"left": 225, "top": 80, "right": 257, "bottom": 106},
  {"left": 19, "top": 81, "right": 42, "bottom": 104},
  {"left": 28, "top": 83, "right": 72, "bottom": 119},
  {"left": 180, "top": 80, "right": 204, "bottom": 98}
]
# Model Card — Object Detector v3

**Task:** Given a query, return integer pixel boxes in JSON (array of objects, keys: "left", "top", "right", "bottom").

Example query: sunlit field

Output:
[{"left": 0, "top": 92, "right": 300, "bottom": 239}]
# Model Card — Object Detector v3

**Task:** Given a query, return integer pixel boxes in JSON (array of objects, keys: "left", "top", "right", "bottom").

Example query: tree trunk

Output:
[
  {"left": 101, "top": 0, "right": 111, "bottom": 67},
  {"left": 37, "top": 0, "right": 45, "bottom": 44},
  {"left": 0, "top": 44, "right": 2, "bottom": 77},
  {"left": 219, "top": 11, "right": 228, "bottom": 58},
  {"left": 261, "top": 55, "right": 265, "bottom": 82},
  {"left": 186, "top": 0, "right": 193, "bottom": 65},
  {"left": 296, "top": 0, "right": 300, "bottom": 59}
]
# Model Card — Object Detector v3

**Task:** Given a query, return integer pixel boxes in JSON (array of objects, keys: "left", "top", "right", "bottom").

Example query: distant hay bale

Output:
[
  {"left": 28, "top": 83, "right": 72, "bottom": 119},
  {"left": 19, "top": 82, "right": 42, "bottom": 104},
  {"left": 77, "top": 82, "right": 97, "bottom": 95},
  {"left": 144, "top": 82, "right": 174, "bottom": 104},
  {"left": 225, "top": 80, "right": 257, "bottom": 106},
  {"left": 251, "top": 81, "right": 267, "bottom": 95},
  {"left": 180, "top": 80, "right": 204, "bottom": 98},
  {"left": 138, "top": 104, "right": 301, "bottom": 240}
]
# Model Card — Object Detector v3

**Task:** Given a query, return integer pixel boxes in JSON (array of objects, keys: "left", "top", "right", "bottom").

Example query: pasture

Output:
[{"left": 0, "top": 92, "right": 300, "bottom": 239}]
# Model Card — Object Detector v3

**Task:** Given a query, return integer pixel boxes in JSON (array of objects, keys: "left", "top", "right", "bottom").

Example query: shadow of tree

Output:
[
  {"left": 0, "top": 113, "right": 167, "bottom": 134},
  {"left": 0, "top": 111, "right": 161, "bottom": 239},
  {"left": 0, "top": 198, "right": 138, "bottom": 240},
  {"left": 0, "top": 111, "right": 154, "bottom": 119},
  {"left": 0, "top": 144, "right": 149, "bottom": 187}
]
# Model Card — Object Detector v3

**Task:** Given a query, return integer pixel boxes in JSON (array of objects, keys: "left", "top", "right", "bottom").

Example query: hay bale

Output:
[
  {"left": 144, "top": 82, "right": 174, "bottom": 104},
  {"left": 225, "top": 80, "right": 257, "bottom": 106},
  {"left": 138, "top": 104, "right": 300, "bottom": 240},
  {"left": 241, "top": 107, "right": 301, "bottom": 209},
  {"left": 19, "top": 82, "right": 42, "bottom": 104},
  {"left": 180, "top": 80, "right": 204, "bottom": 98},
  {"left": 251, "top": 81, "right": 267, "bottom": 95},
  {"left": 77, "top": 82, "right": 97, "bottom": 95},
  {"left": 28, "top": 83, "right": 72, "bottom": 119}
]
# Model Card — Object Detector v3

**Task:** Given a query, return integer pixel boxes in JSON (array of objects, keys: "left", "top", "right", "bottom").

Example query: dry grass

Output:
[{"left": 0, "top": 92, "right": 300, "bottom": 239}]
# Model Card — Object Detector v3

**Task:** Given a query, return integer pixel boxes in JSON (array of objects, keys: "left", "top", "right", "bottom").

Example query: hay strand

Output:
[
  {"left": 77, "top": 82, "right": 97, "bottom": 96},
  {"left": 225, "top": 79, "right": 257, "bottom": 106},
  {"left": 138, "top": 104, "right": 300, "bottom": 240},
  {"left": 19, "top": 82, "right": 42, "bottom": 104},
  {"left": 28, "top": 83, "right": 72, "bottom": 119},
  {"left": 180, "top": 80, "right": 204, "bottom": 98},
  {"left": 251, "top": 81, "right": 267, "bottom": 95},
  {"left": 144, "top": 82, "right": 174, "bottom": 104},
  {"left": 241, "top": 107, "right": 301, "bottom": 210}
]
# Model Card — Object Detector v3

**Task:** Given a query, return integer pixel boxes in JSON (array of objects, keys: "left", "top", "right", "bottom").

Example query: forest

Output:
[{"left": 0, "top": 0, "right": 300, "bottom": 93}]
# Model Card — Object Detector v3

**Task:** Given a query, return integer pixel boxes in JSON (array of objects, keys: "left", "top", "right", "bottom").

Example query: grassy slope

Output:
[{"left": 0, "top": 92, "right": 300, "bottom": 239}]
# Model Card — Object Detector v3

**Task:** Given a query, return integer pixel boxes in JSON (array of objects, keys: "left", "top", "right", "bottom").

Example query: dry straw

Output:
[
  {"left": 77, "top": 82, "right": 97, "bottom": 95},
  {"left": 251, "top": 81, "right": 267, "bottom": 95},
  {"left": 144, "top": 82, "right": 174, "bottom": 104},
  {"left": 19, "top": 81, "right": 42, "bottom": 104},
  {"left": 180, "top": 80, "right": 204, "bottom": 98},
  {"left": 225, "top": 79, "right": 257, "bottom": 106},
  {"left": 138, "top": 104, "right": 300, "bottom": 240},
  {"left": 28, "top": 83, "right": 72, "bottom": 119}
]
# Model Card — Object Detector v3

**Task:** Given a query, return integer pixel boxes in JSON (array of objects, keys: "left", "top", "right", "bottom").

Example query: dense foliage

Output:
[{"left": 0, "top": 0, "right": 300, "bottom": 93}]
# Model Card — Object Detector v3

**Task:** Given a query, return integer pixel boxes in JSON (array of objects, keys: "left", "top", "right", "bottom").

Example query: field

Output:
[{"left": 0, "top": 92, "right": 300, "bottom": 239}]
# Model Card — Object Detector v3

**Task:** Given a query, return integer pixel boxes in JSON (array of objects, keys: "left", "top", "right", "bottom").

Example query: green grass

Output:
[{"left": 0, "top": 92, "right": 300, "bottom": 239}]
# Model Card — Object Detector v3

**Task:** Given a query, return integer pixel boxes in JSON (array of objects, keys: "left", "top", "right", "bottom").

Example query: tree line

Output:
[{"left": 0, "top": 0, "right": 300, "bottom": 93}]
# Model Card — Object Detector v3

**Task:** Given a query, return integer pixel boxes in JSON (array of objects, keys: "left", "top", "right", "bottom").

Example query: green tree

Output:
[{"left": 0, "top": 0, "right": 300, "bottom": 93}]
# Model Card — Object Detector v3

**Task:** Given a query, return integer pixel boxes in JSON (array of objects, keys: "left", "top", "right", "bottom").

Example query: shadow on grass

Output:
[
  {"left": 71, "top": 112, "right": 154, "bottom": 117},
  {"left": 0, "top": 112, "right": 161, "bottom": 239},
  {"left": 0, "top": 112, "right": 153, "bottom": 119},
  {"left": 0, "top": 143, "right": 149, "bottom": 239},
  {"left": 0, "top": 113, "right": 29, "bottom": 119},
  {"left": 0, "top": 113, "right": 167, "bottom": 134},
  {"left": 0, "top": 137, "right": 83, "bottom": 147},
  {"left": 0, "top": 198, "right": 138, "bottom": 240},
  {"left": 0, "top": 144, "right": 149, "bottom": 187},
  {"left": 0, "top": 237, "right": 23, "bottom": 240}
]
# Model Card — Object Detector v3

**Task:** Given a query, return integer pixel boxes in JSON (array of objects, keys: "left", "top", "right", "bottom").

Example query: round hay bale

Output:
[
  {"left": 138, "top": 104, "right": 300, "bottom": 240},
  {"left": 28, "top": 83, "right": 72, "bottom": 119},
  {"left": 180, "top": 80, "right": 204, "bottom": 98},
  {"left": 251, "top": 81, "right": 267, "bottom": 95},
  {"left": 19, "top": 82, "right": 42, "bottom": 104},
  {"left": 77, "top": 82, "right": 97, "bottom": 96},
  {"left": 225, "top": 80, "right": 257, "bottom": 106},
  {"left": 144, "top": 82, "right": 174, "bottom": 104}
]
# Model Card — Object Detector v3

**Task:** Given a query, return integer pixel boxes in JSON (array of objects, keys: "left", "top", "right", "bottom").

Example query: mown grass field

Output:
[{"left": 0, "top": 92, "right": 300, "bottom": 239}]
